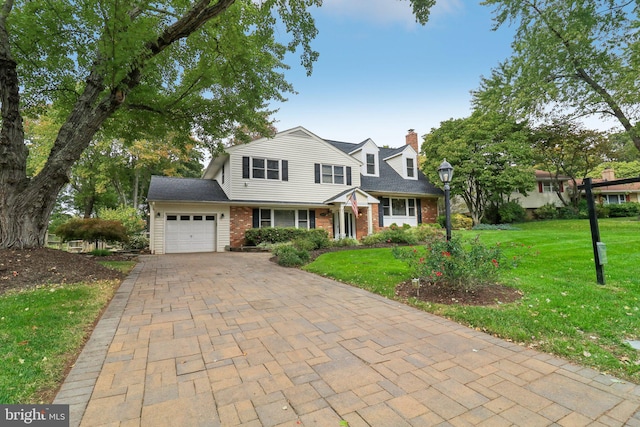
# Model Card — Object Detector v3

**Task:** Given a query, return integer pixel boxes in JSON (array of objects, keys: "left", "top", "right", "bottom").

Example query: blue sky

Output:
[{"left": 269, "top": 0, "right": 516, "bottom": 147}]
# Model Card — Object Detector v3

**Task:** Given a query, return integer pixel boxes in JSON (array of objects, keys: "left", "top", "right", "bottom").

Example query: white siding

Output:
[
  {"left": 228, "top": 133, "right": 361, "bottom": 203},
  {"left": 149, "top": 202, "right": 230, "bottom": 254},
  {"left": 517, "top": 190, "right": 567, "bottom": 209},
  {"left": 218, "top": 158, "right": 231, "bottom": 196},
  {"left": 359, "top": 142, "right": 380, "bottom": 177}
]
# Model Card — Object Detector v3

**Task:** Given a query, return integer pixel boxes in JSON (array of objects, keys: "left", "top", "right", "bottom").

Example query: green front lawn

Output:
[{"left": 305, "top": 218, "right": 640, "bottom": 383}]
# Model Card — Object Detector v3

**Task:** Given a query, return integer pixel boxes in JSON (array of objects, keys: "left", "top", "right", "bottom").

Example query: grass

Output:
[
  {"left": 0, "top": 262, "right": 135, "bottom": 404},
  {"left": 305, "top": 218, "right": 640, "bottom": 383},
  {"left": 98, "top": 260, "right": 137, "bottom": 273}
]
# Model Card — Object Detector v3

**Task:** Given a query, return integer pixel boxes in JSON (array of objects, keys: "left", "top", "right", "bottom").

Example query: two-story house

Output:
[{"left": 147, "top": 126, "right": 442, "bottom": 254}]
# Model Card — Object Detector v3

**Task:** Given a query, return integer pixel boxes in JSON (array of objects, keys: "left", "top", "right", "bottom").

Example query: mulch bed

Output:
[
  {"left": 0, "top": 248, "right": 130, "bottom": 295},
  {"left": 395, "top": 278, "right": 523, "bottom": 306}
]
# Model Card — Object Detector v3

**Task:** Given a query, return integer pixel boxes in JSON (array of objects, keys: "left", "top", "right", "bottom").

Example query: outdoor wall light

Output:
[
  {"left": 437, "top": 159, "right": 454, "bottom": 241},
  {"left": 156, "top": 211, "right": 161, "bottom": 217},
  {"left": 220, "top": 213, "right": 225, "bottom": 219}
]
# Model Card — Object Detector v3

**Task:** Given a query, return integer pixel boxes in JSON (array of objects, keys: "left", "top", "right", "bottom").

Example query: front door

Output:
[{"left": 333, "top": 211, "right": 356, "bottom": 239}]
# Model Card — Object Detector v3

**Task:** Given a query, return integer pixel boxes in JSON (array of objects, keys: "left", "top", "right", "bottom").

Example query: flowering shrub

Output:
[{"left": 393, "top": 236, "right": 502, "bottom": 291}]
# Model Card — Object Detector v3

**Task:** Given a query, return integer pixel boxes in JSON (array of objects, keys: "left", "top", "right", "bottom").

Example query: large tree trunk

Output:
[{"left": 0, "top": 0, "right": 237, "bottom": 249}]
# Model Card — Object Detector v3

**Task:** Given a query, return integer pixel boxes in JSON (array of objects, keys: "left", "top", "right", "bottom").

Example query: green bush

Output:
[
  {"left": 393, "top": 235, "right": 502, "bottom": 292},
  {"left": 596, "top": 204, "right": 610, "bottom": 218},
  {"left": 607, "top": 202, "right": 640, "bottom": 218},
  {"left": 408, "top": 224, "right": 442, "bottom": 242},
  {"left": 360, "top": 233, "right": 387, "bottom": 245},
  {"left": 498, "top": 201, "right": 526, "bottom": 223},
  {"left": 90, "top": 249, "right": 111, "bottom": 256},
  {"left": 55, "top": 218, "right": 128, "bottom": 244},
  {"left": 304, "top": 229, "right": 331, "bottom": 249},
  {"left": 245, "top": 227, "right": 309, "bottom": 245},
  {"left": 273, "top": 244, "right": 310, "bottom": 267},
  {"left": 126, "top": 233, "right": 149, "bottom": 250},
  {"left": 533, "top": 203, "right": 558, "bottom": 220},
  {"left": 332, "top": 237, "right": 360, "bottom": 247},
  {"left": 98, "top": 206, "right": 146, "bottom": 235},
  {"left": 292, "top": 238, "right": 317, "bottom": 252},
  {"left": 438, "top": 214, "right": 473, "bottom": 229}
]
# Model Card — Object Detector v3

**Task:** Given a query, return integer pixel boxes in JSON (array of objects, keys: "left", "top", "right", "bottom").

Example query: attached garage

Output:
[
  {"left": 165, "top": 214, "right": 216, "bottom": 253},
  {"left": 147, "top": 176, "right": 231, "bottom": 254}
]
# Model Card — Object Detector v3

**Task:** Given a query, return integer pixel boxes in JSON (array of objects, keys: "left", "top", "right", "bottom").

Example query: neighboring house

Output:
[
  {"left": 147, "top": 127, "right": 442, "bottom": 254},
  {"left": 577, "top": 168, "right": 640, "bottom": 204},
  {"left": 515, "top": 170, "right": 572, "bottom": 212}
]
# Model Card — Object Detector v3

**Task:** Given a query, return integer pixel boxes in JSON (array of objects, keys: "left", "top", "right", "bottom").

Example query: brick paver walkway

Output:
[{"left": 55, "top": 253, "right": 640, "bottom": 426}]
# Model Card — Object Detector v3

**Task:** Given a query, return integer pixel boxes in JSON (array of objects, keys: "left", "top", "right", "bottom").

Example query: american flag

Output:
[{"left": 349, "top": 190, "right": 358, "bottom": 214}]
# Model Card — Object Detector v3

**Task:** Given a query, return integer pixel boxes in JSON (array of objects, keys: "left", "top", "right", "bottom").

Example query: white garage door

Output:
[{"left": 165, "top": 214, "right": 216, "bottom": 253}]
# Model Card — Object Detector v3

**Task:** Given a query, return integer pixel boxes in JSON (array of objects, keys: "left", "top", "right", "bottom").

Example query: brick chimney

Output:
[
  {"left": 602, "top": 168, "right": 615, "bottom": 181},
  {"left": 406, "top": 129, "right": 419, "bottom": 153}
]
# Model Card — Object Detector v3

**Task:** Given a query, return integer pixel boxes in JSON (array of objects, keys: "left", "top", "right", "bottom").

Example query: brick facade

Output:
[
  {"left": 228, "top": 200, "right": 437, "bottom": 248},
  {"left": 420, "top": 197, "right": 438, "bottom": 223},
  {"left": 230, "top": 206, "right": 253, "bottom": 247}
]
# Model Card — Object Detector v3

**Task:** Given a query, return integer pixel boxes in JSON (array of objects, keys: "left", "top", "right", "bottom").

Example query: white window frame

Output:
[
  {"left": 382, "top": 198, "right": 417, "bottom": 217},
  {"left": 252, "top": 157, "right": 281, "bottom": 180},
  {"left": 603, "top": 194, "right": 626, "bottom": 205},
  {"left": 406, "top": 157, "right": 415, "bottom": 178},
  {"left": 541, "top": 182, "right": 558, "bottom": 193},
  {"left": 257, "top": 209, "right": 311, "bottom": 229},
  {"left": 321, "top": 164, "right": 345, "bottom": 185}
]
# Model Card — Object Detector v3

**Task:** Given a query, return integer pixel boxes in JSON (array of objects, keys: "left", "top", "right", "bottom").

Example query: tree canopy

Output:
[
  {"left": 474, "top": 0, "right": 640, "bottom": 152},
  {"left": 421, "top": 111, "right": 535, "bottom": 225},
  {"left": 0, "top": 0, "right": 437, "bottom": 249},
  {"left": 531, "top": 120, "right": 612, "bottom": 207}
]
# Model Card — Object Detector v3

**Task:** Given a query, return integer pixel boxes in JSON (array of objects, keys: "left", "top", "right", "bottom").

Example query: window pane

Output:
[
  {"left": 267, "top": 160, "right": 280, "bottom": 180},
  {"left": 322, "top": 164, "right": 333, "bottom": 183},
  {"left": 274, "top": 210, "right": 296, "bottom": 227},
  {"left": 392, "top": 199, "right": 407, "bottom": 216},
  {"left": 334, "top": 166, "right": 344, "bottom": 184},
  {"left": 180, "top": 215, "right": 190, "bottom": 220},
  {"left": 406, "top": 158, "right": 415, "bottom": 177},
  {"left": 193, "top": 215, "right": 203, "bottom": 220},
  {"left": 366, "top": 154, "right": 375, "bottom": 175},
  {"left": 253, "top": 158, "right": 265, "bottom": 179},
  {"left": 298, "top": 210, "right": 308, "bottom": 229},
  {"left": 260, "top": 209, "right": 271, "bottom": 228},
  {"left": 408, "top": 199, "right": 416, "bottom": 216},
  {"left": 167, "top": 215, "right": 177, "bottom": 221},
  {"left": 382, "top": 198, "right": 390, "bottom": 216}
]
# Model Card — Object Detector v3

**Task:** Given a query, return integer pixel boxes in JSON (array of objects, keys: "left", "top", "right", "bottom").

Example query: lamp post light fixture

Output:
[{"left": 438, "top": 159, "right": 454, "bottom": 241}]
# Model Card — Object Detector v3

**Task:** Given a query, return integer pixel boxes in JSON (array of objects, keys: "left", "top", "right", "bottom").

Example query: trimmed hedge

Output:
[
  {"left": 55, "top": 218, "right": 128, "bottom": 243},
  {"left": 245, "top": 227, "right": 329, "bottom": 248}
]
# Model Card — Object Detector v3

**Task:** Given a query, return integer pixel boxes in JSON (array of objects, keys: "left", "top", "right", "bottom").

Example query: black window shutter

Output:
[
  {"left": 416, "top": 198, "right": 422, "bottom": 224},
  {"left": 314, "top": 163, "right": 320, "bottom": 183},
  {"left": 282, "top": 160, "right": 288, "bottom": 181},
  {"left": 252, "top": 208, "right": 259, "bottom": 228},
  {"left": 243, "top": 157, "right": 250, "bottom": 179},
  {"left": 346, "top": 167, "right": 352, "bottom": 185},
  {"left": 309, "top": 210, "right": 316, "bottom": 229},
  {"left": 378, "top": 201, "right": 384, "bottom": 227}
]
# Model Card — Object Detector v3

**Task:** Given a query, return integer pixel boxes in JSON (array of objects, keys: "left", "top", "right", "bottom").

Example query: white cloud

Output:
[{"left": 320, "top": 0, "right": 464, "bottom": 27}]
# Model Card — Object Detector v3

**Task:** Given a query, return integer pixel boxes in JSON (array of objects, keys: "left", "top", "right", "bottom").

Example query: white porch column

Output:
[
  {"left": 339, "top": 204, "right": 345, "bottom": 239},
  {"left": 367, "top": 204, "right": 373, "bottom": 235}
]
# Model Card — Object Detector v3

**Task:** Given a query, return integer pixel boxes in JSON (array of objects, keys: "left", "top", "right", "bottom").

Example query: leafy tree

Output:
[
  {"left": 531, "top": 120, "right": 612, "bottom": 207},
  {"left": 1, "top": 0, "right": 434, "bottom": 249},
  {"left": 608, "top": 132, "right": 640, "bottom": 162},
  {"left": 54, "top": 218, "right": 129, "bottom": 245},
  {"left": 474, "top": 0, "right": 640, "bottom": 153},
  {"left": 589, "top": 161, "right": 640, "bottom": 179},
  {"left": 421, "top": 111, "right": 535, "bottom": 225}
]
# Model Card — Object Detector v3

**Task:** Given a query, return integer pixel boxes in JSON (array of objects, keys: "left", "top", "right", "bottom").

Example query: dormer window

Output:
[
  {"left": 366, "top": 154, "right": 376, "bottom": 175},
  {"left": 406, "top": 157, "right": 415, "bottom": 178}
]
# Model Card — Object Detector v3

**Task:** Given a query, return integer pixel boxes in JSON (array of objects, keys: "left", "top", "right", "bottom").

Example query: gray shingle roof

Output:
[
  {"left": 147, "top": 176, "right": 229, "bottom": 202},
  {"left": 326, "top": 140, "right": 442, "bottom": 196}
]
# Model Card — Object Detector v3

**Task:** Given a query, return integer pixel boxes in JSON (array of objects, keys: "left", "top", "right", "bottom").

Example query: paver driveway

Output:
[{"left": 55, "top": 252, "right": 640, "bottom": 426}]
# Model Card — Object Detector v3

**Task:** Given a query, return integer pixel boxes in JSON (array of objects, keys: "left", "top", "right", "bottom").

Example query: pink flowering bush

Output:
[{"left": 393, "top": 236, "right": 502, "bottom": 291}]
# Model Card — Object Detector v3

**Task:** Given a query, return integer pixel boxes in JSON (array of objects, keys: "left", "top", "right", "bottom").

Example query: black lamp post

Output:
[{"left": 438, "top": 159, "right": 454, "bottom": 241}]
